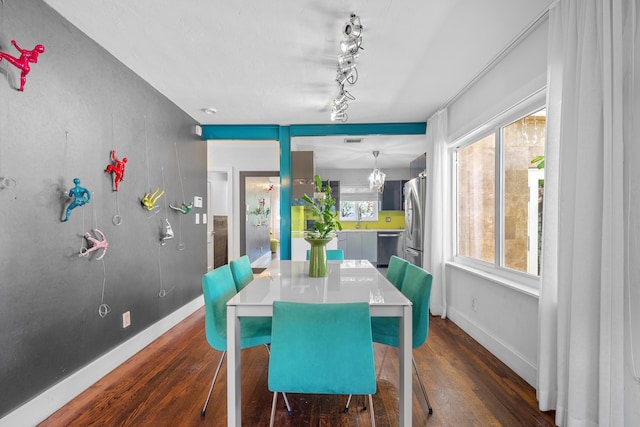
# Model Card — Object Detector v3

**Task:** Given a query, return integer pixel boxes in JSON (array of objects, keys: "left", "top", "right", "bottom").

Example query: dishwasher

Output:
[{"left": 376, "top": 231, "right": 403, "bottom": 267}]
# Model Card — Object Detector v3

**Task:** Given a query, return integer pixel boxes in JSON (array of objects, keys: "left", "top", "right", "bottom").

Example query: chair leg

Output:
[
  {"left": 282, "top": 392, "right": 293, "bottom": 415},
  {"left": 269, "top": 392, "right": 278, "bottom": 427},
  {"left": 368, "top": 394, "right": 376, "bottom": 427},
  {"left": 201, "top": 350, "right": 226, "bottom": 417},
  {"left": 344, "top": 394, "right": 353, "bottom": 413},
  {"left": 345, "top": 394, "right": 370, "bottom": 413},
  {"left": 412, "top": 355, "right": 433, "bottom": 414}
]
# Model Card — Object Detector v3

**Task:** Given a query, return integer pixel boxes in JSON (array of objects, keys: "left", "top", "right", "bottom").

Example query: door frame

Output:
[
  {"left": 207, "top": 167, "right": 232, "bottom": 270},
  {"left": 239, "top": 171, "right": 279, "bottom": 258}
]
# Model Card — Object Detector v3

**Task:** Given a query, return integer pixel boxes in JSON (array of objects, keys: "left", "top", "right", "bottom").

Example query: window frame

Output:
[{"left": 451, "top": 91, "right": 546, "bottom": 289}]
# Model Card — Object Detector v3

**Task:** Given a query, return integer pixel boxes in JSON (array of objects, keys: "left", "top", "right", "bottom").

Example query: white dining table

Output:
[{"left": 226, "top": 259, "right": 413, "bottom": 426}]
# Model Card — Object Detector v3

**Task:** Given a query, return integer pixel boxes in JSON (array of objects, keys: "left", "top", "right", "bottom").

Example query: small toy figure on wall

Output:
[
  {"left": 62, "top": 178, "right": 91, "bottom": 222},
  {"left": 105, "top": 150, "right": 127, "bottom": 191},
  {"left": 170, "top": 201, "right": 193, "bottom": 215},
  {"left": 160, "top": 218, "right": 174, "bottom": 245},
  {"left": 141, "top": 188, "right": 164, "bottom": 211},
  {"left": 80, "top": 229, "right": 109, "bottom": 261},
  {"left": 0, "top": 40, "right": 45, "bottom": 91}
]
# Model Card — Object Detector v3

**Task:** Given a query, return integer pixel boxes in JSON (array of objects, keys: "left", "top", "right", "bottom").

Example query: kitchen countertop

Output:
[
  {"left": 292, "top": 229, "right": 404, "bottom": 238},
  {"left": 338, "top": 229, "right": 404, "bottom": 232}
]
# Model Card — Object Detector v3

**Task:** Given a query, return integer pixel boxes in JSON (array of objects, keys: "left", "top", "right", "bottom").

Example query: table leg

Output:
[
  {"left": 227, "top": 306, "right": 241, "bottom": 427},
  {"left": 399, "top": 305, "right": 412, "bottom": 425}
]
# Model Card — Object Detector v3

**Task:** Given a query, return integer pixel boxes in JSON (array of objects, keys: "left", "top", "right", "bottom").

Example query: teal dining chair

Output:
[
  {"left": 268, "top": 301, "right": 377, "bottom": 426},
  {"left": 305, "top": 249, "right": 345, "bottom": 260},
  {"left": 385, "top": 255, "right": 408, "bottom": 289},
  {"left": 200, "top": 265, "right": 291, "bottom": 417},
  {"left": 370, "top": 263, "right": 434, "bottom": 414},
  {"left": 229, "top": 255, "right": 253, "bottom": 291}
]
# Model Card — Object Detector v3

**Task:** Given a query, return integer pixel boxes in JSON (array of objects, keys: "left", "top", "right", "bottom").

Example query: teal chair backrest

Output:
[
  {"left": 268, "top": 301, "right": 376, "bottom": 395},
  {"left": 202, "top": 265, "right": 238, "bottom": 351},
  {"left": 371, "top": 263, "right": 433, "bottom": 349},
  {"left": 202, "top": 265, "right": 271, "bottom": 351},
  {"left": 400, "top": 264, "right": 433, "bottom": 348},
  {"left": 305, "top": 249, "right": 345, "bottom": 260},
  {"left": 386, "top": 255, "right": 408, "bottom": 289},
  {"left": 230, "top": 255, "right": 253, "bottom": 291}
]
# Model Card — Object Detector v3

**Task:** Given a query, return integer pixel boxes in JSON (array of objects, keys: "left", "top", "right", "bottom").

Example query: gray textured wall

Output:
[{"left": 0, "top": 0, "right": 207, "bottom": 416}]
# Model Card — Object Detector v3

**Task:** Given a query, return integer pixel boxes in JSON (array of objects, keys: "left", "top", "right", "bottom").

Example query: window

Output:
[
  {"left": 339, "top": 185, "right": 379, "bottom": 222},
  {"left": 457, "top": 133, "right": 496, "bottom": 264},
  {"left": 339, "top": 200, "right": 378, "bottom": 222},
  {"left": 456, "top": 107, "right": 546, "bottom": 276}
]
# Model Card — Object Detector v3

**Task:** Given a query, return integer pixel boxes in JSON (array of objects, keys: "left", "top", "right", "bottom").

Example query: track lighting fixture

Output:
[
  {"left": 340, "top": 39, "right": 361, "bottom": 55},
  {"left": 336, "top": 68, "right": 358, "bottom": 85},
  {"left": 331, "top": 13, "right": 363, "bottom": 122},
  {"left": 331, "top": 110, "right": 348, "bottom": 122},
  {"left": 337, "top": 53, "right": 358, "bottom": 67},
  {"left": 332, "top": 101, "right": 348, "bottom": 113}
]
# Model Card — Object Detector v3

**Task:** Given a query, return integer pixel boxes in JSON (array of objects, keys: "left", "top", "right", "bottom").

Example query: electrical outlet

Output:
[
  {"left": 195, "top": 213, "right": 200, "bottom": 224},
  {"left": 122, "top": 311, "right": 131, "bottom": 328},
  {"left": 386, "top": 217, "right": 391, "bottom": 222},
  {"left": 471, "top": 297, "right": 478, "bottom": 312}
]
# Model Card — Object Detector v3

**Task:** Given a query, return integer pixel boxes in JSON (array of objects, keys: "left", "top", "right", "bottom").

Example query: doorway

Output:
[
  {"left": 207, "top": 169, "right": 232, "bottom": 271},
  {"left": 239, "top": 171, "right": 280, "bottom": 266}
]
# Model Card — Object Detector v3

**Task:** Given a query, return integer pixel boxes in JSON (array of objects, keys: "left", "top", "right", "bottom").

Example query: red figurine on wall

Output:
[
  {"left": 0, "top": 40, "right": 45, "bottom": 91},
  {"left": 105, "top": 150, "right": 127, "bottom": 192}
]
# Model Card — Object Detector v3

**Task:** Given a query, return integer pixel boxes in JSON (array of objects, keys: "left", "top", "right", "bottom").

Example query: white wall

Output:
[
  {"left": 207, "top": 140, "right": 279, "bottom": 259},
  {"left": 447, "top": 17, "right": 549, "bottom": 141},
  {"left": 438, "top": 16, "right": 548, "bottom": 387},
  {"left": 209, "top": 171, "right": 230, "bottom": 215},
  {"left": 446, "top": 265, "right": 539, "bottom": 385}
]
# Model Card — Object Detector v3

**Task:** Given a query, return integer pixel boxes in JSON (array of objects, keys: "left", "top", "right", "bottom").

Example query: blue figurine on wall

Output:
[{"left": 62, "top": 178, "right": 91, "bottom": 222}]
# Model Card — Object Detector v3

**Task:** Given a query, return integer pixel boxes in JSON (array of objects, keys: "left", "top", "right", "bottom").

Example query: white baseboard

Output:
[
  {"left": 447, "top": 306, "right": 537, "bottom": 387},
  {"left": 0, "top": 296, "right": 204, "bottom": 427}
]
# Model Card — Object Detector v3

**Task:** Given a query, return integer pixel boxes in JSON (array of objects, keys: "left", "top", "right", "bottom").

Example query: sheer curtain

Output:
[
  {"left": 426, "top": 108, "right": 448, "bottom": 317},
  {"left": 537, "top": 0, "right": 631, "bottom": 425}
]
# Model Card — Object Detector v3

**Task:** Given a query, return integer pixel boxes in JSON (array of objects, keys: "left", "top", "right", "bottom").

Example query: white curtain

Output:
[
  {"left": 426, "top": 108, "right": 448, "bottom": 317},
  {"left": 537, "top": 0, "right": 632, "bottom": 425}
]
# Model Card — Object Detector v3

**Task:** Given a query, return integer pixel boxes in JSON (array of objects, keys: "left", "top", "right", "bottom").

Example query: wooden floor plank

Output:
[{"left": 39, "top": 307, "right": 556, "bottom": 426}]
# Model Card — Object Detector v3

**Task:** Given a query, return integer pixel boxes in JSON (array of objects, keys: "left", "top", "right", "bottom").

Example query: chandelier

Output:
[
  {"left": 331, "top": 13, "right": 363, "bottom": 122},
  {"left": 369, "top": 151, "right": 386, "bottom": 193}
]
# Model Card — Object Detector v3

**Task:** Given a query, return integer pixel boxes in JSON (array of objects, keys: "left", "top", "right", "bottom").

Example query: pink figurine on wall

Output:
[
  {"left": 0, "top": 40, "right": 45, "bottom": 91},
  {"left": 105, "top": 150, "right": 127, "bottom": 192},
  {"left": 80, "top": 229, "right": 109, "bottom": 261}
]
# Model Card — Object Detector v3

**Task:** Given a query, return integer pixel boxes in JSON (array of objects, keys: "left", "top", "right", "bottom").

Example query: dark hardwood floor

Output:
[{"left": 40, "top": 307, "right": 556, "bottom": 426}]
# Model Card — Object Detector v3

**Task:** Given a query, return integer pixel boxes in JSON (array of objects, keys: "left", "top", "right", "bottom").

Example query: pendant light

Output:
[{"left": 369, "top": 151, "right": 386, "bottom": 193}]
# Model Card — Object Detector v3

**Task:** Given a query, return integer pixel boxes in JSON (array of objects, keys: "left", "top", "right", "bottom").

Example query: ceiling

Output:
[{"left": 43, "top": 0, "right": 552, "bottom": 169}]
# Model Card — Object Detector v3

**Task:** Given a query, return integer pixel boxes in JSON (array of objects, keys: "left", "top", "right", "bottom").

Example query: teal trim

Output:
[
  {"left": 279, "top": 126, "right": 292, "bottom": 260},
  {"left": 200, "top": 124, "right": 280, "bottom": 140},
  {"left": 289, "top": 122, "right": 426, "bottom": 137},
  {"left": 201, "top": 122, "right": 426, "bottom": 262}
]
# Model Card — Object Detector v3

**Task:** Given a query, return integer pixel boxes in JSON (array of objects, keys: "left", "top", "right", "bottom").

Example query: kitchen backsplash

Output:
[{"left": 292, "top": 206, "right": 405, "bottom": 231}]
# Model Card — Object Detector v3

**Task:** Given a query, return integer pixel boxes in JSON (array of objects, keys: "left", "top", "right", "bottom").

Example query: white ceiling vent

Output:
[{"left": 344, "top": 138, "right": 362, "bottom": 144}]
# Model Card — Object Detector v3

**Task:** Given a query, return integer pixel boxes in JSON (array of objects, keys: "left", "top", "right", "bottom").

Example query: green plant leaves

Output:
[{"left": 303, "top": 175, "right": 342, "bottom": 239}]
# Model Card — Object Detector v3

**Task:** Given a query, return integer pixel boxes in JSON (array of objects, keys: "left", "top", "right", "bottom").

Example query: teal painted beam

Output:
[
  {"left": 279, "top": 126, "right": 292, "bottom": 260},
  {"left": 289, "top": 122, "right": 426, "bottom": 137},
  {"left": 200, "top": 124, "right": 280, "bottom": 140},
  {"left": 201, "top": 122, "right": 426, "bottom": 262}
]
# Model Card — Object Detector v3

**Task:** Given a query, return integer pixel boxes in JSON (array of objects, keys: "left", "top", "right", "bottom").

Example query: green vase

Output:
[{"left": 305, "top": 237, "right": 333, "bottom": 277}]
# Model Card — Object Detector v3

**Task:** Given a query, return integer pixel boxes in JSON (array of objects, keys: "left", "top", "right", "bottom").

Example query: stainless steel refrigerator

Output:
[{"left": 404, "top": 176, "right": 427, "bottom": 267}]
